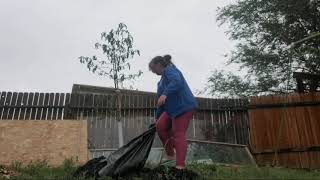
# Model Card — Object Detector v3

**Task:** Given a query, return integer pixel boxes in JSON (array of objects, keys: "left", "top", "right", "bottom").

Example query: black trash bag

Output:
[
  {"left": 73, "top": 156, "right": 107, "bottom": 178},
  {"left": 98, "top": 124, "right": 156, "bottom": 177},
  {"left": 73, "top": 124, "right": 156, "bottom": 179}
]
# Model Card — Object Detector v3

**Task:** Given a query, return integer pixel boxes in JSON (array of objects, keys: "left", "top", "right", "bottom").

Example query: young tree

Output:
[
  {"left": 79, "top": 23, "right": 142, "bottom": 147},
  {"left": 79, "top": 23, "right": 142, "bottom": 89},
  {"left": 206, "top": 0, "right": 320, "bottom": 97}
]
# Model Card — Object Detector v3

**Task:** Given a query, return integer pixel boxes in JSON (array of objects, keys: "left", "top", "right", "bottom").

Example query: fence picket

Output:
[
  {"left": 47, "top": 93, "right": 54, "bottom": 120},
  {"left": 8, "top": 92, "right": 18, "bottom": 120},
  {"left": 57, "top": 93, "right": 64, "bottom": 120},
  {"left": 0, "top": 92, "right": 7, "bottom": 119},
  {"left": 25, "top": 93, "right": 34, "bottom": 120},
  {"left": 14, "top": 93, "right": 23, "bottom": 120},
  {"left": 31, "top": 93, "right": 39, "bottom": 120},
  {"left": 52, "top": 93, "right": 60, "bottom": 120},
  {"left": 2, "top": 92, "right": 12, "bottom": 120},
  {"left": 20, "top": 93, "right": 29, "bottom": 120}
]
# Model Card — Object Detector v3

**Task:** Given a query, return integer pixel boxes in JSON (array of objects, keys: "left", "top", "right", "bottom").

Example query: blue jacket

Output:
[{"left": 156, "top": 65, "right": 198, "bottom": 119}]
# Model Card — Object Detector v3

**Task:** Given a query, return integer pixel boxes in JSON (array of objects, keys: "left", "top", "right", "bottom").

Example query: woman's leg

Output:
[
  {"left": 172, "top": 111, "right": 193, "bottom": 169},
  {"left": 156, "top": 112, "right": 175, "bottom": 157}
]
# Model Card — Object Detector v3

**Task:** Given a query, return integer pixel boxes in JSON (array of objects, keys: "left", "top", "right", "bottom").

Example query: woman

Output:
[{"left": 149, "top": 55, "right": 198, "bottom": 170}]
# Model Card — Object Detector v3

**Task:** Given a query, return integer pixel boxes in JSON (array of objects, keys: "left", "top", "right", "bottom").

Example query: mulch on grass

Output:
[
  {"left": 0, "top": 165, "right": 18, "bottom": 179},
  {"left": 115, "top": 166, "right": 200, "bottom": 180},
  {"left": 74, "top": 164, "right": 200, "bottom": 180}
]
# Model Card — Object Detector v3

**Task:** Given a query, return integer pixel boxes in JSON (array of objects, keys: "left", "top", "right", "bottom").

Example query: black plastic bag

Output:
[
  {"left": 74, "top": 124, "right": 156, "bottom": 179},
  {"left": 73, "top": 156, "right": 107, "bottom": 178}
]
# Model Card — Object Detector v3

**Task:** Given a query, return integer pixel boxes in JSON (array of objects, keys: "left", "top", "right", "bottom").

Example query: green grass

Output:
[
  {"left": 3, "top": 158, "right": 88, "bottom": 180},
  {"left": 1, "top": 159, "right": 320, "bottom": 180},
  {"left": 188, "top": 163, "right": 320, "bottom": 179}
]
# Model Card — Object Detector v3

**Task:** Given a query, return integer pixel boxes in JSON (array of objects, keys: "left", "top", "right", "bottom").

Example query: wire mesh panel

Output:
[
  {"left": 90, "top": 140, "right": 256, "bottom": 165},
  {"left": 186, "top": 140, "right": 255, "bottom": 165}
]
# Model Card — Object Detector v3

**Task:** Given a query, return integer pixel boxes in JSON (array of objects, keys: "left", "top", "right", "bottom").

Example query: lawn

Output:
[{"left": 1, "top": 159, "right": 320, "bottom": 180}]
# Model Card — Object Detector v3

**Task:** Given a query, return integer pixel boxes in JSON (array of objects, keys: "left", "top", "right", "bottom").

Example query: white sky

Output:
[{"left": 0, "top": 0, "right": 235, "bottom": 97}]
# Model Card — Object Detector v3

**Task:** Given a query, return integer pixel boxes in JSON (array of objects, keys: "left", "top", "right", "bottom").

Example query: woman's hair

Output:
[{"left": 149, "top": 55, "right": 175, "bottom": 69}]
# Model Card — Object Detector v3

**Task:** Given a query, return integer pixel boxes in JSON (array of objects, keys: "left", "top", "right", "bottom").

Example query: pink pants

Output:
[{"left": 156, "top": 111, "right": 193, "bottom": 167}]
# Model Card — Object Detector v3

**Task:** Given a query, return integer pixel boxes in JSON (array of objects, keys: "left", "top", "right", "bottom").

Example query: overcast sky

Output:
[{"left": 0, "top": 0, "right": 235, "bottom": 97}]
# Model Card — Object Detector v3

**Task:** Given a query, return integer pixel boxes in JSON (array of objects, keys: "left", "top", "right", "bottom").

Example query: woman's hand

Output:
[{"left": 157, "top": 95, "right": 167, "bottom": 107}]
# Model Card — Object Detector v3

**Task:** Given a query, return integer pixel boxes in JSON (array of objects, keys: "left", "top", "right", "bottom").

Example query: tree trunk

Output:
[{"left": 116, "top": 89, "right": 124, "bottom": 147}]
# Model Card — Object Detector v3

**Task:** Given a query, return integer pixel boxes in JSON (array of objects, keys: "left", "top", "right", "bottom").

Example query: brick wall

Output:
[{"left": 0, "top": 120, "right": 88, "bottom": 166}]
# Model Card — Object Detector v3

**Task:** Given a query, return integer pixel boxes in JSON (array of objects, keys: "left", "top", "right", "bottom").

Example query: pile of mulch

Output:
[
  {"left": 0, "top": 165, "right": 18, "bottom": 179},
  {"left": 112, "top": 166, "right": 200, "bottom": 180},
  {"left": 142, "top": 165, "right": 200, "bottom": 180},
  {"left": 73, "top": 155, "right": 201, "bottom": 180},
  {"left": 74, "top": 164, "right": 201, "bottom": 180}
]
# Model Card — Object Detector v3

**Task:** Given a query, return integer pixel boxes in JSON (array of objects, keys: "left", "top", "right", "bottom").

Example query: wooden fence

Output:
[
  {"left": 249, "top": 92, "right": 320, "bottom": 169},
  {"left": 0, "top": 92, "right": 69, "bottom": 120},
  {"left": 0, "top": 91, "right": 250, "bottom": 149}
]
